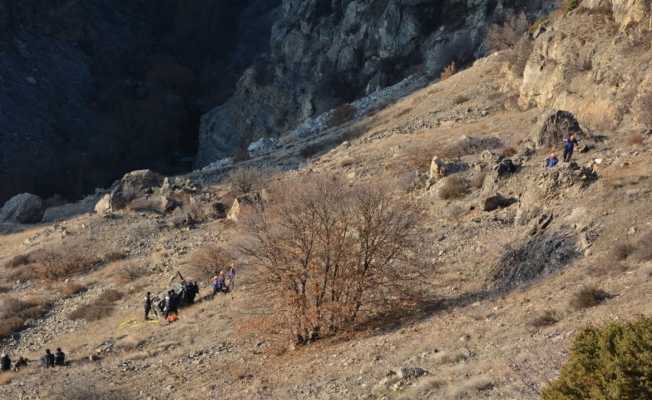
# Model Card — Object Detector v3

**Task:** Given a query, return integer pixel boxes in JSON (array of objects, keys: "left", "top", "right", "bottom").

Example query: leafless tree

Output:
[{"left": 239, "top": 174, "right": 430, "bottom": 344}]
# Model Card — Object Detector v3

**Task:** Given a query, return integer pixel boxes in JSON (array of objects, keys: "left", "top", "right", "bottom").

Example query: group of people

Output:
[
  {"left": 0, "top": 348, "right": 65, "bottom": 372},
  {"left": 211, "top": 266, "right": 236, "bottom": 298},
  {"left": 143, "top": 266, "right": 236, "bottom": 322},
  {"left": 545, "top": 133, "right": 579, "bottom": 168}
]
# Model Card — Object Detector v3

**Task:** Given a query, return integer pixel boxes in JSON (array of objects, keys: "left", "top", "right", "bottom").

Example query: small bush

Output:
[
  {"left": 634, "top": 232, "right": 652, "bottom": 261},
  {"left": 439, "top": 176, "right": 470, "bottom": 200},
  {"left": 300, "top": 143, "right": 324, "bottom": 159},
  {"left": 611, "top": 242, "right": 636, "bottom": 261},
  {"left": 0, "top": 296, "right": 52, "bottom": 338},
  {"left": 440, "top": 62, "right": 457, "bottom": 81},
  {"left": 4, "top": 254, "right": 30, "bottom": 269},
  {"left": 189, "top": 246, "right": 232, "bottom": 281},
  {"left": 570, "top": 286, "right": 610, "bottom": 310},
  {"left": 229, "top": 167, "right": 265, "bottom": 196},
  {"left": 627, "top": 133, "right": 644, "bottom": 146},
  {"left": 529, "top": 310, "right": 560, "bottom": 328},
  {"left": 8, "top": 249, "right": 100, "bottom": 282},
  {"left": 485, "top": 12, "right": 529, "bottom": 52},
  {"left": 62, "top": 283, "right": 87, "bottom": 297},
  {"left": 542, "top": 317, "right": 652, "bottom": 400},
  {"left": 49, "top": 377, "right": 133, "bottom": 400},
  {"left": 501, "top": 146, "right": 518, "bottom": 157},
  {"left": 113, "top": 264, "right": 149, "bottom": 285},
  {"left": 328, "top": 104, "right": 356, "bottom": 128},
  {"left": 103, "top": 251, "right": 128, "bottom": 264},
  {"left": 636, "top": 91, "right": 652, "bottom": 128},
  {"left": 69, "top": 289, "right": 123, "bottom": 322}
]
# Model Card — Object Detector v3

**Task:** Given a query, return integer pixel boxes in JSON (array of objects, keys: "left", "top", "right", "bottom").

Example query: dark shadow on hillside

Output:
[{"left": 354, "top": 230, "right": 580, "bottom": 337}]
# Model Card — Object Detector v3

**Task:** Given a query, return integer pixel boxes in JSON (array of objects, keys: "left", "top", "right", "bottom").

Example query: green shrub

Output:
[{"left": 542, "top": 317, "right": 652, "bottom": 400}]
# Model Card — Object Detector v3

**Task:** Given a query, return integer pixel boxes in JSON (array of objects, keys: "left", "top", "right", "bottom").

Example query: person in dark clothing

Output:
[
  {"left": 54, "top": 348, "right": 65, "bottom": 366},
  {"left": 144, "top": 292, "right": 152, "bottom": 320},
  {"left": 41, "top": 349, "right": 55, "bottom": 368},
  {"left": 0, "top": 353, "right": 11, "bottom": 372},
  {"left": 563, "top": 134, "right": 579, "bottom": 162}
]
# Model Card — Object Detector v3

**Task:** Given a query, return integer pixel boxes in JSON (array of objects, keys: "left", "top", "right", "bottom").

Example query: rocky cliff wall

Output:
[
  {"left": 519, "top": 0, "right": 652, "bottom": 132},
  {"left": 196, "top": 0, "right": 554, "bottom": 166},
  {"left": 0, "top": 0, "right": 279, "bottom": 203}
]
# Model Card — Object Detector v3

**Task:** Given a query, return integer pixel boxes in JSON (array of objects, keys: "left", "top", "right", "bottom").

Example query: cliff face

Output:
[
  {"left": 196, "top": 0, "right": 552, "bottom": 166},
  {"left": 518, "top": 0, "right": 652, "bottom": 132},
  {"left": 0, "top": 0, "right": 553, "bottom": 202},
  {"left": 0, "top": 0, "right": 279, "bottom": 203}
]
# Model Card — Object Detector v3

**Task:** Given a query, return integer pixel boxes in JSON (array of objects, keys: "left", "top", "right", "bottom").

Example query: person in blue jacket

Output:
[
  {"left": 545, "top": 153, "right": 559, "bottom": 168},
  {"left": 563, "top": 134, "right": 579, "bottom": 162}
]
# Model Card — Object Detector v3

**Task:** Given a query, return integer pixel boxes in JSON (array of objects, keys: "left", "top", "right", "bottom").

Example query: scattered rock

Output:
[
  {"left": 227, "top": 193, "right": 262, "bottom": 222},
  {"left": 95, "top": 194, "right": 113, "bottom": 215},
  {"left": 396, "top": 367, "right": 429, "bottom": 380},
  {"left": 482, "top": 194, "right": 517, "bottom": 212},
  {"left": 532, "top": 110, "right": 583, "bottom": 149},
  {"left": 109, "top": 169, "right": 165, "bottom": 210},
  {"left": 494, "top": 158, "right": 518, "bottom": 177},
  {"left": 0, "top": 193, "right": 45, "bottom": 224}
]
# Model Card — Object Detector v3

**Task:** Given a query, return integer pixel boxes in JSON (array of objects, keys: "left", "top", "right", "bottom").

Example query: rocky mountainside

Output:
[
  {"left": 0, "top": 0, "right": 279, "bottom": 203},
  {"left": 0, "top": 1, "right": 652, "bottom": 399},
  {"left": 0, "top": 0, "right": 556, "bottom": 203},
  {"left": 196, "top": 0, "right": 554, "bottom": 166}
]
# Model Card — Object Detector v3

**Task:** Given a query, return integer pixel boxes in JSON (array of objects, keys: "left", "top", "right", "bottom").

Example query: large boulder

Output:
[
  {"left": 532, "top": 110, "right": 583, "bottom": 149},
  {"left": 109, "top": 170, "right": 164, "bottom": 210},
  {"left": 227, "top": 193, "right": 262, "bottom": 222},
  {"left": 0, "top": 193, "right": 45, "bottom": 224}
]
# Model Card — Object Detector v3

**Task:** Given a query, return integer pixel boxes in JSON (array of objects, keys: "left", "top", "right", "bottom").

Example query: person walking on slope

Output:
[
  {"left": 144, "top": 292, "right": 152, "bottom": 320},
  {"left": 545, "top": 153, "right": 559, "bottom": 168},
  {"left": 563, "top": 134, "right": 579, "bottom": 162},
  {"left": 227, "top": 265, "right": 237, "bottom": 293}
]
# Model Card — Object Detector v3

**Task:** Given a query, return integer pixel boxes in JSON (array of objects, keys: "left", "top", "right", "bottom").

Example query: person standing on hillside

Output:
[
  {"left": 227, "top": 265, "right": 237, "bottom": 293},
  {"left": 0, "top": 353, "right": 11, "bottom": 372},
  {"left": 144, "top": 292, "right": 152, "bottom": 320},
  {"left": 563, "top": 134, "right": 579, "bottom": 162}
]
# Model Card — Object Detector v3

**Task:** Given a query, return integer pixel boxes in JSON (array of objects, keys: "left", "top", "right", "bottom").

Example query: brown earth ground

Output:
[{"left": 0, "top": 54, "right": 651, "bottom": 400}]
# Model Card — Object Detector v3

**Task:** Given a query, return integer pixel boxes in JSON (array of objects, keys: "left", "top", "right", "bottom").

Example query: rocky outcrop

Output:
[
  {"left": 197, "top": 0, "right": 553, "bottom": 165},
  {"left": 0, "top": 193, "right": 44, "bottom": 224},
  {"left": 532, "top": 110, "right": 583, "bottom": 148},
  {"left": 519, "top": 0, "right": 652, "bottom": 131}
]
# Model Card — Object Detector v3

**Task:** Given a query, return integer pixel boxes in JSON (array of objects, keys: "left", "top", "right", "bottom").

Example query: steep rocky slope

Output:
[
  {"left": 0, "top": 3, "right": 651, "bottom": 399},
  {"left": 196, "top": 0, "right": 554, "bottom": 165},
  {"left": 1, "top": 0, "right": 555, "bottom": 203},
  {"left": 0, "top": 0, "right": 279, "bottom": 203}
]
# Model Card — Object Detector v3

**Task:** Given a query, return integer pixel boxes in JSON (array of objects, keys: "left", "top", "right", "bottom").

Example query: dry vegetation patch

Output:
[
  {"left": 438, "top": 176, "right": 470, "bottom": 200},
  {"left": 239, "top": 174, "right": 431, "bottom": 344},
  {"left": 69, "top": 289, "right": 124, "bottom": 322},
  {"left": 0, "top": 296, "right": 52, "bottom": 338},
  {"left": 570, "top": 287, "right": 610, "bottom": 310},
  {"left": 6, "top": 248, "right": 101, "bottom": 282}
]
